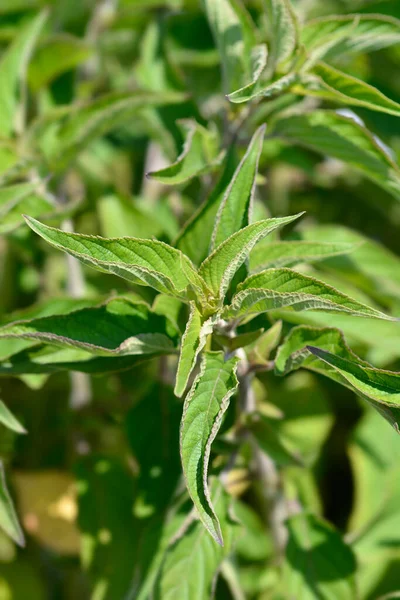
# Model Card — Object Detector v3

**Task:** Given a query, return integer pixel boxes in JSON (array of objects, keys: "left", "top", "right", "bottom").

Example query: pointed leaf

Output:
[
  {"left": 154, "top": 480, "right": 240, "bottom": 598},
  {"left": 204, "top": 0, "right": 258, "bottom": 94},
  {"left": 272, "top": 110, "right": 400, "bottom": 201},
  {"left": 0, "top": 11, "right": 46, "bottom": 138},
  {"left": 263, "top": 0, "right": 298, "bottom": 69},
  {"left": 308, "top": 347, "right": 400, "bottom": 431},
  {"left": 175, "top": 147, "right": 238, "bottom": 265},
  {"left": 250, "top": 240, "right": 356, "bottom": 272},
  {"left": 199, "top": 215, "right": 303, "bottom": 302},
  {"left": 0, "top": 298, "right": 177, "bottom": 357},
  {"left": 301, "top": 13, "right": 400, "bottom": 63},
  {"left": 24, "top": 216, "right": 207, "bottom": 301},
  {"left": 223, "top": 268, "right": 394, "bottom": 321},
  {"left": 147, "top": 120, "right": 221, "bottom": 185},
  {"left": 0, "top": 401, "right": 26, "bottom": 434},
  {"left": 180, "top": 351, "right": 238, "bottom": 544},
  {"left": 211, "top": 125, "right": 265, "bottom": 249},
  {"left": 228, "top": 71, "right": 298, "bottom": 103},
  {"left": 175, "top": 303, "right": 216, "bottom": 398},
  {"left": 0, "top": 462, "right": 24, "bottom": 547},
  {"left": 298, "top": 62, "right": 400, "bottom": 117},
  {"left": 275, "top": 325, "right": 400, "bottom": 430},
  {"left": 283, "top": 512, "right": 357, "bottom": 599}
]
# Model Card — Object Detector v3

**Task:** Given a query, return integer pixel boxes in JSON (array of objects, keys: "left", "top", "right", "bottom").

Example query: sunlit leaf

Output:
[{"left": 180, "top": 351, "right": 238, "bottom": 544}]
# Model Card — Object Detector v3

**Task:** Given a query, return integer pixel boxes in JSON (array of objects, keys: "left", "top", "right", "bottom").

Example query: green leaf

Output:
[
  {"left": 272, "top": 110, "right": 400, "bottom": 202},
  {"left": 275, "top": 325, "right": 400, "bottom": 430},
  {"left": 180, "top": 351, "right": 238, "bottom": 544},
  {"left": 36, "top": 91, "right": 186, "bottom": 170},
  {"left": 250, "top": 240, "right": 356, "bottom": 272},
  {"left": 223, "top": 268, "right": 393, "bottom": 321},
  {"left": 225, "top": 44, "right": 268, "bottom": 104},
  {"left": 154, "top": 479, "right": 240, "bottom": 597},
  {"left": 0, "top": 11, "right": 46, "bottom": 138},
  {"left": 307, "top": 347, "right": 400, "bottom": 431},
  {"left": 199, "top": 215, "right": 303, "bottom": 302},
  {"left": 0, "top": 461, "right": 24, "bottom": 547},
  {"left": 0, "top": 400, "right": 26, "bottom": 434},
  {"left": 263, "top": 0, "right": 298, "bottom": 69},
  {"left": 0, "top": 297, "right": 177, "bottom": 357},
  {"left": 203, "top": 0, "right": 259, "bottom": 94},
  {"left": 98, "top": 194, "right": 167, "bottom": 240},
  {"left": 248, "top": 412, "right": 303, "bottom": 467},
  {"left": 147, "top": 120, "right": 221, "bottom": 185},
  {"left": 175, "top": 147, "right": 238, "bottom": 265},
  {"left": 282, "top": 512, "right": 357, "bottom": 599},
  {"left": 228, "top": 71, "right": 298, "bottom": 103},
  {"left": 297, "top": 62, "right": 400, "bottom": 117},
  {"left": 28, "top": 34, "right": 92, "bottom": 91},
  {"left": 175, "top": 303, "right": 216, "bottom": 398},
  {"left": 24, "top": 216, "right": 207, "bottom": 301},
  {"left": 211, "top": 124, "right": 265, "bottom": 249},
  {"left": 301, "top": 13, "right": 400, "bottom": 63}
]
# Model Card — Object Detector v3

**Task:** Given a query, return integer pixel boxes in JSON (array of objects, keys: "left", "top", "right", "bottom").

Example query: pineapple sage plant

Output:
[{"left": 1, "top": 0, "right": 400, "bottom": 598}]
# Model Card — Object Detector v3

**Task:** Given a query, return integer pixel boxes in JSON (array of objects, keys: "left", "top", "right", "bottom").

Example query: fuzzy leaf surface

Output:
[
  {"left": 223, "top": 268, "right": 393, "bottom": 321},
  {"left": 199, "top": 215, "right": 303, "bottom": 301},
  {"left": 180, "top": 351, "right": 238, "bottom": 544},
  {"left": 24, "top": 217, "right": 206, "bottom": 301}
]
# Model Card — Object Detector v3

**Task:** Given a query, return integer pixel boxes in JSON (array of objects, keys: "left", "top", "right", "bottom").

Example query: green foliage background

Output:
[{"left": 1, "top": 0, "right": 400, "bottom": 598}]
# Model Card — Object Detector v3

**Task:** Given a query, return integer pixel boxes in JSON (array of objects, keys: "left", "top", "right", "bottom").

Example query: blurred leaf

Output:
[
  {"left": 180, "top": 351, "right": 238, "bottom": 544},
  {"left": 28, "top": 34, "right": 92, "bottom": 91},
  {"left": 272, "top": 110, "right": 400, "bottom": 202},
  {"left": 301, "top": 13, "right": 400, "bottom": 63},
  {"left": 263, "top": 0, "right": 298, "bottom": 70},
  {"left": 0, "top": 463, "right": 24, "bottom": 547},
  {"left": 0, "top": 400, "right": 26, "bottom": 434},
  {"left": 153, "top": 480, "right": 240, "bottom": 597},
  {"left": 250, "top": 240, "right": 356, "bottom": 272},
  {"left": 228, "top": 71, "right": 298, "bottom": 103},
  {"left": 298, "top": 62, "right": 400, "bottom": 116},
  {"left": 282, "top": 512, "right": 357, "bottom": 599},
  {"left": 98, "top": 194, "right": 167, "bottom": 240},
  {"left": 147, "top": 120, "right": 221, "bottom": 185},
  {"left": 248, "top": 412, "right": 303, "bottom": 467},
  {"left": 233, "top": 499, "right": 272, "bottom": 561},
  {"left": 0, "top": 11, "right": 46, "bottom": 138}
]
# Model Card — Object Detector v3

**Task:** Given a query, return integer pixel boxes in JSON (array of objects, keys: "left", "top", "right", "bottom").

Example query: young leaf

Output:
[
  {"left": 0, "top": 298, "right": 177, "bottom": 357},
  {"left": 301, "top": 13, "right": 400, "bottom": 63},
  {"left": 272, "top": 110, "right": 400, "bottom": 201},
  {"left": 0, "top": 400, "right": 26, "bottom": 434},
  {"left": 225, "top": 44, "right": 268, "bottom": 104},
  {"left": 0, "top": 461, "right": 25, "bottom": 547},
  {"left": 263, "top": 0, "right": 298, "bottom": 70},
  {"left": 180, "top": 351, "right": 239, "bottom": 544},
  {"left": 175, "top": 147, "right": 238, "bottom": 265},
  {"left": 250, "top": 240, "right": 356, "bottom": 272},
  {"left": 297, "top": 62, "right": 400, "bottom": 117},
  {"left": 223, "top": 268, "right": 393, "bottom": 321},
  {"left": 175, "top": 303, "right": 216, "bottom": 398},
  {"left": 199, "top": 215, "right": 303, "bottom": 302},
  {"left": 154, "top": 480, "right": 240, "bottom": 597},
  {"left": 282, "top": 512, "right": 357, "bottom": 599},
  {"left": 0, "top": 11, "right": 46, "bottom": 138},
  {"left": 24, "top": 216, "right": 207, "bottom": 301},
  {"left": 146, "top": 120, "right": 221, "bottom": 185},
  {"left": 211, "top": 124, "right": 265, "bottom": 250},
  {"left": 204, "top": 0, "right": 259, "bottom": 94}
]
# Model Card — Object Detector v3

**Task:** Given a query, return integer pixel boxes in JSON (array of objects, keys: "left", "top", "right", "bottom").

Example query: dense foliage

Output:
[{"left": 1, "top": 0, "right": 400, "bottom": 598}]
